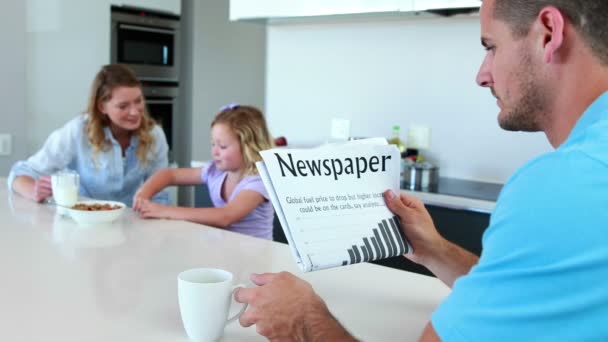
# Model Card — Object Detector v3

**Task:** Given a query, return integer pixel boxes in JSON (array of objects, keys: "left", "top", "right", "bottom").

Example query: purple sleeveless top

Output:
[{"left": 201, "top": 163, "right": 274, "bottom": 240}]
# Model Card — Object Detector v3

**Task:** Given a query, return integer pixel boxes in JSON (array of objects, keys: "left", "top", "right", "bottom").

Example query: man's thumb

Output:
[{"left": 384, "top": 189, "right": 407, "bottom": 215}]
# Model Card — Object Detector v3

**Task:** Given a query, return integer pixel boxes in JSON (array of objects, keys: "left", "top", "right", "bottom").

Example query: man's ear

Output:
[{"left": 536, "top": 6, "right": 565, "bottom": 63}]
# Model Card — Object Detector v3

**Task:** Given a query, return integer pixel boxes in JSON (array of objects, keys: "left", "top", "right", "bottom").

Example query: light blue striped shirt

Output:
[{"left": 7, "top": 115, "right": 169, "bottom": 207}]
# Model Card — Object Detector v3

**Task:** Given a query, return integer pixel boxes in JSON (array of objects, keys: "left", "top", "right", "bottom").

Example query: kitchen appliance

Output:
[
  {"left": 111, "top": 5, "right": 180, "bottom": 82},
  {"left": 403, "top": 161, "right": 439, "bottom": 191},
  {"left": 143, "top": 82, "right": 179, "bottom": 162}
]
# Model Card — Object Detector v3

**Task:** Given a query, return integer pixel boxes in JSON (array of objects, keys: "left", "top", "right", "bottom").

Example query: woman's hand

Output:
[
  {"left": 135, "top": 199, "right": 172, "bottom": 219},
  {"left": 33, "top": 176, "right": 53, "bottom": 203},
  {"left": 383, "top": 190, "right": 446, "bottom": 266}
]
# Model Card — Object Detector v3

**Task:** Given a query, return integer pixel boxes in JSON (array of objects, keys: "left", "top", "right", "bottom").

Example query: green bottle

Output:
[{"left": 388, "top": 125, "right": 406, "bottom": 153}]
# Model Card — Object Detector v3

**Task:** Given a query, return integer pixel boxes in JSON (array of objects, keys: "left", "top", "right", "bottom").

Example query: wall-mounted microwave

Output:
[{"left": 111, "top": 6, "right": 180, "bottom": 82}]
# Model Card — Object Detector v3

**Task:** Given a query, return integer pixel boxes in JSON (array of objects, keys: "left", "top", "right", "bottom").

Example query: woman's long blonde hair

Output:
[
  {"left": 211, "top": 105, "right": 274, "bottom": 175},
  {"left": 85, "top": 64, "right": 156, "bottom": 164}
]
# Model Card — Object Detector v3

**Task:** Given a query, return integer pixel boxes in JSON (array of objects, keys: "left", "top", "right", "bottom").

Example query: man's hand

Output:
[
  {"left": 384, "top": 190, "right": 478, "bottom": 287},
  {"left": 383, "top": 190, "right": 445, "bottom": 265},
  {"left": 33, "top": 176, "right": 53, "bottom": 203},
  {"left": 235, "top": 272, "right": 357, "bottom": 341}
]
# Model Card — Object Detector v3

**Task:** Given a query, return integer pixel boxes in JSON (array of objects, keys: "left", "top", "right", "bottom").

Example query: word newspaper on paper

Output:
[{"left": 257, "top": 138, "right": 412, "bottom": 272}]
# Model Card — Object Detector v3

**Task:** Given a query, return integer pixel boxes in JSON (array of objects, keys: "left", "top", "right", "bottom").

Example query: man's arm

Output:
[
  {"left": 235, "top": 272, "right": 358, "bottom": 342},
  {"left": 384, "top": 190, "right": 478, "bottom": 287},
  {"left": 423, "top": 238, "right": 479, "bottom": 288},
  {"left": 420, "top": 322, "right": 442, "bottom": 342}
]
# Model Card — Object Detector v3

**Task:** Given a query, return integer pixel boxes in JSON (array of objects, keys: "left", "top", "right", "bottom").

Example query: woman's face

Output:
[{"left": 98, "top": 86, "right": 145, "bottom": 133}]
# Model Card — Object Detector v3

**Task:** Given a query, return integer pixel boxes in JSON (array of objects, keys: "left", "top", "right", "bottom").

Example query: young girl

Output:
[{"left": 133, "top": 104, "right": 275, "bottom": 240}]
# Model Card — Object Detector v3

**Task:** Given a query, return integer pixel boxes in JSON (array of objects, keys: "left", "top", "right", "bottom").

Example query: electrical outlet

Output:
[
  {"left": 330, "top": 119, "right": 351, "bottom": 140},
  {"left": 0, "top": 134, "right": 12, "bottom": 156}
]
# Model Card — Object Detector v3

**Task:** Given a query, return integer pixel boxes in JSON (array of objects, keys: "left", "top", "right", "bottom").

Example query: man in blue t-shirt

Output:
[{"left": 233, "top": 1, "right": 608, "bottom": 341}]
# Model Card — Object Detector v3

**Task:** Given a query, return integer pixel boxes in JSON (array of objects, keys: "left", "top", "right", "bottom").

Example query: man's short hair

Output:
[{"left": 493, "top": 1, "right": 608, "bottom": 65}]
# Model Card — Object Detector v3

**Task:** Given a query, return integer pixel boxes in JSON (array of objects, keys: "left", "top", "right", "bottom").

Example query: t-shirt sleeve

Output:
[
  {"left": 240, "top": 176, "right": 270, "bottom": 200},
  {"left": 200, "top": 163, "right": 212, "bottom": 184}
]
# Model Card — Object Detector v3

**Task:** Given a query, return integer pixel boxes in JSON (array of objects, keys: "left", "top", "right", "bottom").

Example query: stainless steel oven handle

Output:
[
  {"left": 146, "top": 100, "right": 175, "bottom": 105},
  {"left": 119, "top": 24, "right": 175, "bottom": 35}
]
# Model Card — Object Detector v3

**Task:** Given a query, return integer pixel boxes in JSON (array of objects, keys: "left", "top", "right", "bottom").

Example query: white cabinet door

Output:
[
  {"left": 229, "top": 0, "right": 291, "bottom": 20},
  {"left": 110, "top": 0, "right": 180, "bottom": 15},
  {"left": 230, "top": 0, "right": 413, "bottom": 21},
  {"left": 413, "top": 0, "right": 480, "bottom": 11}
]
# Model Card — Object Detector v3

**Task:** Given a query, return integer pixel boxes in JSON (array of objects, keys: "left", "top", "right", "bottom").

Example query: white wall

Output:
[
  {"left": 26, "top": 0, "right": 113, "bottom": 154},
  {"left": 26, "top": 0, "right": 180, "bottom": 156},
  {"left": 266, "top": 15, "right": 552, "bottom": 183},
  {"left": 0, "top": 1, "right": 27, "bottom": 176},
  {"left": 22, "top": 0, "right": 264, "bottom": 172},
  {"left": 189, "top": 1, "right": 266, "bottom": 162}
]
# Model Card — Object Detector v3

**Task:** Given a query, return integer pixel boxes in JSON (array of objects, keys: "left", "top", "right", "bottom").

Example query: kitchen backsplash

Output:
[{"left": 264, "top": 15, "right": 551, "bottom": 183}]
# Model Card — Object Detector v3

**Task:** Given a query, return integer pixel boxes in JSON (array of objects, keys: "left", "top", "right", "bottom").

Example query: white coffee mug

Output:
[
  {"left": 51, "top": 170, "right": 80, "bottom": 215},
  {"left": 178, "top": 268, "right": 247, "bottom": 342}
]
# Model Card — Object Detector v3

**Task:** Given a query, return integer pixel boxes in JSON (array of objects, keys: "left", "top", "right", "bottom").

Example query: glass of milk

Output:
[{"left": 51, "top": 170, "right": 80, "bottom": 215}]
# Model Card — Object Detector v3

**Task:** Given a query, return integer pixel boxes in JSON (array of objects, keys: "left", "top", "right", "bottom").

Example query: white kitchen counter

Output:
[{"left": 0, "top": 179, "right": 450, "bottom": 342}]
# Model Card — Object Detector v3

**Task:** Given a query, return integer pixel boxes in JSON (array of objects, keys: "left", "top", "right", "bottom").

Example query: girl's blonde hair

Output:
[
  {"left": 211, "top": 105, "right": 274, "bottom": 175},
  {"left": 85, "top": 64, "right": 157, "bottom": 164}
]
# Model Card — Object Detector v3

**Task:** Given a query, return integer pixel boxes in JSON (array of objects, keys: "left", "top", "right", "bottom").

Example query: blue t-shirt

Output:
[
  {"left": 7, "top": 115, "right": 169, "bottom": 207},
  {"left": 432, "top": 92, "right": 608, "bottom": 341}
]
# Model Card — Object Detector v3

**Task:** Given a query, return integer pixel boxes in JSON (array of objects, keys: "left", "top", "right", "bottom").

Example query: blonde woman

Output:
[
  {"left": 133, "top": 104, "right": 275, "bottom": 240},
  {"left": 8, "top": 64, "right": 169, "bottom": 206}
]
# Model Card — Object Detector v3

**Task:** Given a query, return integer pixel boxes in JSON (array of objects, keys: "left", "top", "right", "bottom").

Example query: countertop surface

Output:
[
  {"left": 401, "top": 177, "right": 502, "bottom": 214},
  {"left": 422, "top": 177, "right": 503, "bottom": 202},
  {"left": 0, "top": 179, "right": 450, "bottom": 342}
]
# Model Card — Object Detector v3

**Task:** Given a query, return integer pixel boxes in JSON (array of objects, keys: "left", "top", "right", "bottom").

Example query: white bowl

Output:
[{"left": 67, "top": 200, "right": 126, "bottom": 226}]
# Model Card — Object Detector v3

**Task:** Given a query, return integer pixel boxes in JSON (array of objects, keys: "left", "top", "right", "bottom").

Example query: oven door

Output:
[{"left": 143, "top": 85, "right": 178, "bottom": 162}]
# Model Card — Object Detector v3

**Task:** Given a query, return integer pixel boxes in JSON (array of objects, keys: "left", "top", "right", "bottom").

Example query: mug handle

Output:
[{"left": 226, "top": 284, "right": 248, "bottom": 325}]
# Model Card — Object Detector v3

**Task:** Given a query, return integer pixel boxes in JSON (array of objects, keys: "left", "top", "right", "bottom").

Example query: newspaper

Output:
[{"left": 257, "top": 138, "right": 412, "bottom": 272}]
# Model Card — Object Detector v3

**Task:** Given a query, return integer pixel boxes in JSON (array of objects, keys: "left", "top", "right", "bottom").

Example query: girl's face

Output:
[
  {"left": 210, "top": 123, "right": 245, "bottom": 172},
  {"left": 98, "top": 86, "right": 144, "bottom": 133}
]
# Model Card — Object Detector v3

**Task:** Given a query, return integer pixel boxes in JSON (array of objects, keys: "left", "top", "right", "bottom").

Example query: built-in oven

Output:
[
  {"left": 143, "top": 83, "right": 179, "bottom": 162},
  {"left": 111, "top": 6, "right": 180, "bottom": 82}
]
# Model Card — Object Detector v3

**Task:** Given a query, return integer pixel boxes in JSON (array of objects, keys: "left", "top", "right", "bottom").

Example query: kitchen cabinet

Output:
[
  {"left": 110, "top": 0, "right": 180, "bottom": 15},
  {"left": 230, "top": 0, "right": 412, "bottom": 21},
  {"left": 230, "top": 0, "right": 480, "bottom": 21},
  {"left": 413, "top": 0, "right": 480, "bottom": 11}
]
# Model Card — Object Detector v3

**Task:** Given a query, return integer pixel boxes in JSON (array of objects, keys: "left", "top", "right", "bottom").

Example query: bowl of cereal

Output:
[{"left": 67, "top": 200, "right": 126, "bottom": 226}]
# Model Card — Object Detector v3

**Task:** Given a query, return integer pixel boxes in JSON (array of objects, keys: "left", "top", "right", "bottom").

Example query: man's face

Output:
[{"left": 476, "top": 0, "right": 548, "bottom": 132}]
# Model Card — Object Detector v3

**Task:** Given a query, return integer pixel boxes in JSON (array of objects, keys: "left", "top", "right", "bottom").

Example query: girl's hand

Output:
[
  {"left": 136, "top": 199, "right": 172, "bottom": 219},
  {"left": 33, "top": 176, "right": 53, "bottom": 203},
  {"left": 132, "top": 192, "right": 148, "bottom": 212}
]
